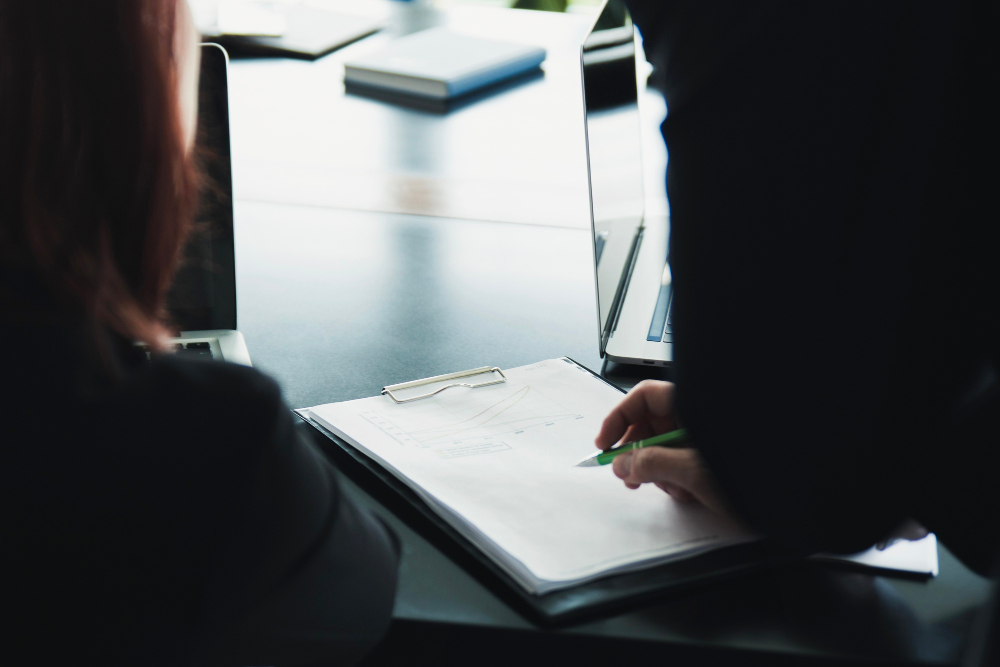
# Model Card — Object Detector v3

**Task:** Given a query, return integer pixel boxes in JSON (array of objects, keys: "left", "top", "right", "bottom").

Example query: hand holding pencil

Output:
[{"left": 593, "top": 380, "right": 732, "bottom": 516}]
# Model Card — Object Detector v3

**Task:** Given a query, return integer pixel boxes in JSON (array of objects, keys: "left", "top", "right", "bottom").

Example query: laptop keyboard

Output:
[
  {"left": 646, "top": 282, "right": 673, "bottom": 343},
  {"left": 663, "top": 299, "right": 673, "bottom": 343},
  {"left": 174, "top": 341, "right": 214, "bottom": 359},
  {"left": 138, "top": 341, "right": 217, "bottom": 361}
]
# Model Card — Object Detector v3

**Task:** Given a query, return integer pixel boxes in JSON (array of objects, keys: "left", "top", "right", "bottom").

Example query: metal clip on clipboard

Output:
[{"left": 381, "top": 366, "right": 507, "bottom": 404}]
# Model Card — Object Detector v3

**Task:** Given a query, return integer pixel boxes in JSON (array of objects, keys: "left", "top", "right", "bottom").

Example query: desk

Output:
[
  {"left": 227, "top": 4, "right": 595, "bottom": 228},
  {"left": 236, "top": 201, "right": 991, "bottom": 666},
  {"left": 226, "top": 3, "right": 670, "bottom": 228},
  {"left": 226, "top": 5, "right": 992, "bottom": 665}
]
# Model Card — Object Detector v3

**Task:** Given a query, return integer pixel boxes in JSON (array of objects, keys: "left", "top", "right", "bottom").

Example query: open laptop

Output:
[
  {"left": 158, "top": 43, "right": 251, "bottom": 366},
  {"left": 582, "top": 0, "right": 671, "bottom": 367}
]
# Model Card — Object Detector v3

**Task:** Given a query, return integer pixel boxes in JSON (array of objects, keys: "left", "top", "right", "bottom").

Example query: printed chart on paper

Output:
[{"left": 361, "top": 384, "right": 582, "bottom": 458}]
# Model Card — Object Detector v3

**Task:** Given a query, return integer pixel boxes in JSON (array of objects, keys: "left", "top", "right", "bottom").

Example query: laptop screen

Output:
[
  {"left": 581, "top": 0, "right": 645, "bottom": 354},
  {"left": 165, "top": 43, "right": 237, "bottom": 332}
]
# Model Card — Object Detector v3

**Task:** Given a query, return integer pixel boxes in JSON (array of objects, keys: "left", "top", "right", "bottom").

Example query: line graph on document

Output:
[{"left": 361, "top": 384, "right": 581, "bottom": 450}]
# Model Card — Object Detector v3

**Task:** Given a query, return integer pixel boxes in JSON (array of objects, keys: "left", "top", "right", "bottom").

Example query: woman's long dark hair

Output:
[{"left": 0, "top": 0, "right": 198, "bottom": 349}]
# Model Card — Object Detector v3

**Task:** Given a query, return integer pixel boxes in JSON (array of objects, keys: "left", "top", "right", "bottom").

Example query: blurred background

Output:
[{"left": 188, "top": 0, "right": 667, "bottom": 232}]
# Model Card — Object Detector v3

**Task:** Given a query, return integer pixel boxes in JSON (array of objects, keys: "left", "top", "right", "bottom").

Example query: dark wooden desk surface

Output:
[{"left": 224, "top": 5, "right": 992, "bottom": 664}]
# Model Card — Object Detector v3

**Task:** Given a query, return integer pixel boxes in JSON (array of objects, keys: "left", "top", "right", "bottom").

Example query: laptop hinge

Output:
[{"left": 601, "top": 225, "right": 643, "bottom": 354}]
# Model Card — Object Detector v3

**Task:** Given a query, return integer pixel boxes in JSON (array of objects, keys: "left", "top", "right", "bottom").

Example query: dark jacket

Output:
[
  {"left": 625, "top": 0, "right": 998, "bottom": 571},
  {"left": 1, "top": 291, "right": 398, "bottom": 665}
]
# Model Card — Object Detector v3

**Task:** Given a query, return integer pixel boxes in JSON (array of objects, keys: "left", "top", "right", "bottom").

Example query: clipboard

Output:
[
  {"left": 295, "top": 358, "right": 786, "bottom": 627},
  {"left": 381, "top": 366, "right": 507, "bottom": 404}
]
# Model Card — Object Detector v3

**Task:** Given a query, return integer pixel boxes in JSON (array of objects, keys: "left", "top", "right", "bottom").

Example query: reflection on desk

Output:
[
  {"left": 227, "top": 6, "right": 594, "bottom": 227},
  {"left": 234, "top": 200, "right": 602, "bottom": 408}
]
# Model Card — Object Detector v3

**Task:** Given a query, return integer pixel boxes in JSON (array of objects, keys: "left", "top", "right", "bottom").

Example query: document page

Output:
[
  {"left": 815, "top": 533, "right": 939, "bottom": 576},
  {"left": 307, "top": 358, "right": 751, "bottom": 594}
]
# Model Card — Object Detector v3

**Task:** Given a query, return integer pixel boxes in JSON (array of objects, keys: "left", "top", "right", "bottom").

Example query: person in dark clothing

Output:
[
  {"left": 0, "top": 2, "right": 397, "bottom": 665},
  {"left": 596, "top": 1, "right": 999, "bottom": 574}
]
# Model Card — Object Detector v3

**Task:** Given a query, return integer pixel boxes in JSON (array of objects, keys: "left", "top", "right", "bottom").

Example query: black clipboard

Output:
[{"left": 295, "top": 358, "right": 787, "bottom": 627}]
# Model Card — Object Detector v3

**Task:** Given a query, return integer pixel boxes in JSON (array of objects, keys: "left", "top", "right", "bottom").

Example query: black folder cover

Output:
[{"left": 294, "top": 360, "right": 784, "bottom": 627}]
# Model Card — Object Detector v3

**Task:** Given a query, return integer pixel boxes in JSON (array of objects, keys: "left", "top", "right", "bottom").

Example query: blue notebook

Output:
[{"left": 344, "top": 27, "right": 546, "bottom": 100}]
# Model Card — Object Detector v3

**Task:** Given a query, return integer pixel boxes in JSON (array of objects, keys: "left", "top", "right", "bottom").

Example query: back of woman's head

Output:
[{"left": 0, "top": 0, "right": 197, "bottom": 348}]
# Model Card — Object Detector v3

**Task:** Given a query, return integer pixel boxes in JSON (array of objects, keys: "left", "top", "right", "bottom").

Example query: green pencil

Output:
[{"left": 575, "top": 428, "right": 691, "bottom": 467}]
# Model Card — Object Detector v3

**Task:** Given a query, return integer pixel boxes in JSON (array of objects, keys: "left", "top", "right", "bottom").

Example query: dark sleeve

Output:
[
  {"left": 196, "top": 373, "right": 398, "bottom": 666},
  {"left": 625, "top": 1, "right": 995, "bottom": 553}
]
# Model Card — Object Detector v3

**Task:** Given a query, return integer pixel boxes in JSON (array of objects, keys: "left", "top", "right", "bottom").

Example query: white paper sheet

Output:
[
  {"left": 307, "top": 358, "right": 752, "bottom": 594},
  {"left": 815, "top": 533, "right": 939, "bottom": 576}
]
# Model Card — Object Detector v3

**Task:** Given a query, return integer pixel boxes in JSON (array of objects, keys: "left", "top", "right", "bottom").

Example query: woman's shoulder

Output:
[
  {"left": 140, "top": 355, "right": 281, "bottom": 404},
  {"left": 129, "top": 356, "right": 290, "bottom": 440}
]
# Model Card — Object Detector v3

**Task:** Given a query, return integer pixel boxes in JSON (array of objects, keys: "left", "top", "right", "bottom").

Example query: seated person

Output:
[
  {"left": 599, "top": 0, "right": 998, "bottom": 573},
  {"left": 0, "top": 1, "right": 398, "bottom": 664}
]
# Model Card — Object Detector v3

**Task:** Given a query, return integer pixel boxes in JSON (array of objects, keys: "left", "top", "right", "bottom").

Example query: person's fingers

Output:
[
  {"left": 621, "top": 423, "right": 656, "bottom": 446},
  {"left": 617, "top": 456, "right": 641, "bottom": 489},
  {"left": 595, "top": 381, "right": 676, "bottom": 450},
  {"left": 876, "top": 519, "right": 930, "bottom": 550},
  {"left": 613, "top": 447, "right": 729, "bottom": 515},
  {"left": 620, "top": 447, "right": 695, "bottom": 488},
  {"left": 656, "top": 481, "right": 695, "bottom": 502},
  {"left": 614, "top": 451, "right": 692, "bottom": 498},
  {"left": 895, "top": 518, "right": 929, "bottom": 541},
  {"left": 611, "top": 450, "right": 633, "bottom": 480}
]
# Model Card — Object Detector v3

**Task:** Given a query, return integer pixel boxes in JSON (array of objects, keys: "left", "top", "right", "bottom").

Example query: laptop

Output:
[
  {"left": 157, "top": 43, "right": 251, "bottom": 366},
  {"left": 581, "top": 0, "right": 672, "bottom": 367}
]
